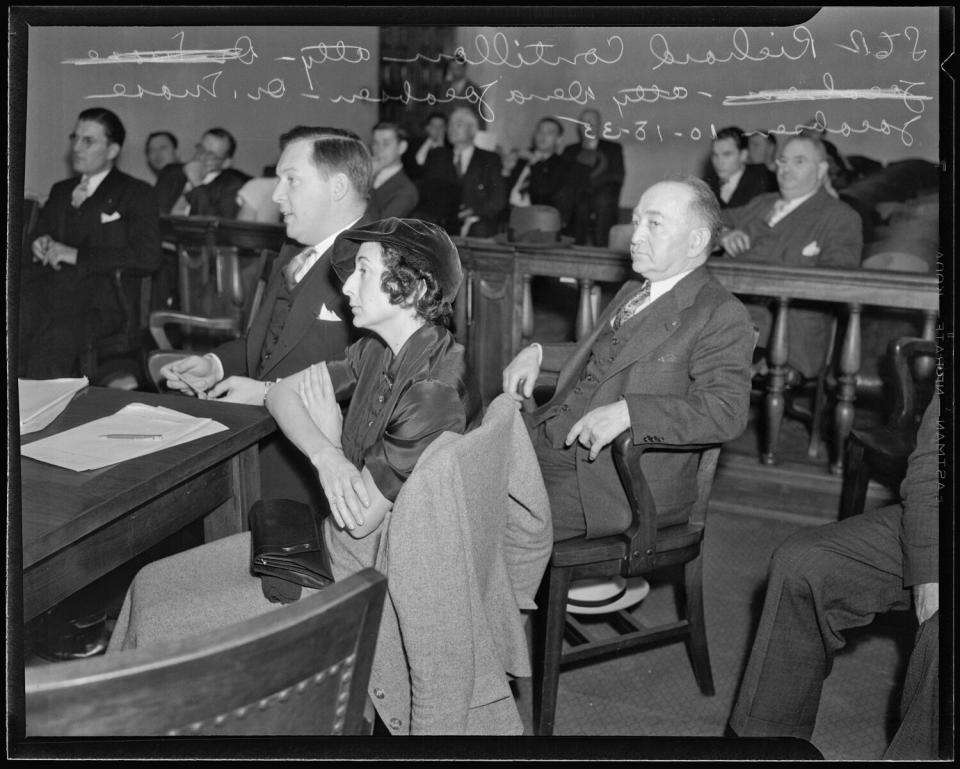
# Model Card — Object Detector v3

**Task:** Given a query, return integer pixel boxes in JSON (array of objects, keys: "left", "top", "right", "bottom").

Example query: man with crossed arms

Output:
[
  {"left": 159, "top": 126, "right": 374, "bottom": 508},
  {"left": 504, "top": 177, "right": 755, "bottom": 541}
]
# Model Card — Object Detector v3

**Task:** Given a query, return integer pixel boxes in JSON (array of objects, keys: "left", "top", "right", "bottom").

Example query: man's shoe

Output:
[{"left": 35, "top": 610, "right": 110, "bottom": 662}]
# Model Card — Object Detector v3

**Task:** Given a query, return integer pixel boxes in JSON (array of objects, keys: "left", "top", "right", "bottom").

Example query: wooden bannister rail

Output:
[{"left": 453, "top": 238, "right": 940, "bottom": 472}]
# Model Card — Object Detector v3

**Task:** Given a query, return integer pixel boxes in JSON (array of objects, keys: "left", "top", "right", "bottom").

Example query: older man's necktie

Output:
[
  {"left": 610, "top": 280, "right": 651, "bottom": 331},
  {"left": 282, "top": 247, "right": 315, "bottom": 292},
  {"left": 71, "top": 176, "right": 91, "bottom": 208},
  {"left": 765, "top": 198, "right": 789, "bottom": 227},
  {"left": 453, "top": 149, "right": 465, "bottom": 178}
]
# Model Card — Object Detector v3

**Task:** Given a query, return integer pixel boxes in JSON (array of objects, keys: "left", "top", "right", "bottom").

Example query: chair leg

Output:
[
  {"left": 533, "top": 565, "right": 572, "bottom": 737},
  {"left": 839, "top": 439, "right": 869, "bottom": 519},
  {"left": 683, "top": 554, "right": 715, "bottom": 696}
]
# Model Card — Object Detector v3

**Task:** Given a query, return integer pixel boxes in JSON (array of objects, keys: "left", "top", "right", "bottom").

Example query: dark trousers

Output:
[
  {"left": 526, "top": 419, "right": 586, "bottom": 542},
  {"left": 729, "top": 504, "right": 939, "bottom": 757},
  {"left": 572, "top": 186, "right": 620, "bottom": 247}
]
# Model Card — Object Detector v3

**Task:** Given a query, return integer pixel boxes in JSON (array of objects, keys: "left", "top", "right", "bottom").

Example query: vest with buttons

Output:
[
  {"left": 542, "top": 316, "right": 637, "bottom": 448},
  {"left": 258, "top": 276, "right": 305, "bottom": 374}
]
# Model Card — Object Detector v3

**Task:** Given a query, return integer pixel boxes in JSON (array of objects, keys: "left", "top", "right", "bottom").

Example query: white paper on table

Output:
[
  {"left": 18, "top": 377, "right": 89, "bottom": 434},
  {"left": 20, "top": 403, "right": 228, "bottom": 472}
]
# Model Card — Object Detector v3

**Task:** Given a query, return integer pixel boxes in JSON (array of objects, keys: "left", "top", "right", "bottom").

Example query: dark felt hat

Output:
[
  {"left": 494, "top": 205, "right": 574, "bottom": 248},
  {"left": 333, "top": 217, "right": 463, "bottom": 303}
]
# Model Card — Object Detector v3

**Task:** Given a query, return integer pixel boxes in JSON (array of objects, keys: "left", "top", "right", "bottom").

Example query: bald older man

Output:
[{"left": 504, "top": 177, "right": 755, "bottom": 541}]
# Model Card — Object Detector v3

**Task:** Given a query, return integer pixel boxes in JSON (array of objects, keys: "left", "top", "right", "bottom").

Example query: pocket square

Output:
[
  {"left": 100, "top": 211, "right": 122, "bottom": 223},
  {"left": 801, "top": 240, "right": 820, "bottom": 257},
  {"left": 316, "top": 304, "right": 341, "bottom": 322}
]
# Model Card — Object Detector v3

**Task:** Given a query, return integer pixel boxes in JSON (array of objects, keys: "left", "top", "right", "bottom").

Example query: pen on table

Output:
[{"left": 100, "top": 433, "right": 163, "bottom": 440}]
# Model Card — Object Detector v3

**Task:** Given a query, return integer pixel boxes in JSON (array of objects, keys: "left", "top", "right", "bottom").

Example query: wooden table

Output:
[{"left": 18, "top": 387, "right": 276, "bottom": 623}]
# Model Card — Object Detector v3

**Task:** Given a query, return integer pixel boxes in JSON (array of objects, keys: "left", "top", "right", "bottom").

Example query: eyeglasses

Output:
[
  {"left": 69, "top": 133, "right": 106, "bottom": 148},
  {"left": 194, "top": 142, "right": 229, "bottom": 161}
]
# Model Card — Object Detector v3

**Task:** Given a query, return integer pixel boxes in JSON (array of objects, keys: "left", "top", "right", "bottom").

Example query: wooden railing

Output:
[{"left": 452, "top": 239, "right": 940, "bottom": 473}]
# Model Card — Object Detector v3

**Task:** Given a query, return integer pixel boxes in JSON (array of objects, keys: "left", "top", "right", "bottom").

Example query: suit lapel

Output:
[
  {"left": 245, "top": 244, "right": 295, "bottom": 374},
  {"left": 603, "top": 267, "right": 709, "bottom": 381}
]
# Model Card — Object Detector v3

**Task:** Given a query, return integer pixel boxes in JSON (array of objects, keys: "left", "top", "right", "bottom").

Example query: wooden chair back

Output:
[{"left": 25, "top": 569, "right": 386, "bottom": 737}]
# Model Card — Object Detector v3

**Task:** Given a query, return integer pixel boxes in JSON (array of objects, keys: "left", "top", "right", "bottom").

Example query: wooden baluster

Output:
[
  {"left": 521, "top": 273, "right": 534, "bottom": 347},
  {"left": 576, "top": 279, "right": 595, "bottom": 341},
  {"left": 914, "top": 308, "right": 938, "bottom": 380},
  {"left": 454, "top": 268, "right": 469, "bottom": 345},
  {"left": 761, "top": 297, "right": 790, "bottom": 465},
  {"left": 832, "top": 302, "right": 862, "bottom": 475}
]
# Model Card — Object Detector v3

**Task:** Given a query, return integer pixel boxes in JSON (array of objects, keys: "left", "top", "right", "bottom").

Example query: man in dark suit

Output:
[
  {"left": 144, "top": 130, "right": 179, "bottom": 178},
  {"left": 368, "top": 121, "right": 419, "bottom": 219},
  {"left": 415, "top": 106, "right": 506, "bottom": 238},
  {"left": 507, "top": 117, "right": 577, "bottom": 232},
  {"left": 562, "top": 108, "right": 625, "bottom": 247},
  {"left": 159, "top": 126, "right": 373, "bottom": 508},
  {"left": 21, "top": 107, "right": 160, "bottom": 379},
  {"left": 720, "top": 134, "right": 863, "bottom": 379},
  {"left": 729, "top": 394, "right": 941, "bottom": 759},
  {"left": 154, "top": 127, "right": 250, "bottom": 218},
  {"left": 504, "top": 178, "right": 754, "bottom": 541},
  {"left": 704, "top": 126, "right": 777, "bottom": 208}
]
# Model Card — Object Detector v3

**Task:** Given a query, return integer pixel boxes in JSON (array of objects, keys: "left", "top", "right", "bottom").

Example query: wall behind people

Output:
[
  {"left": 452, "top": 7, "right": 940, "bottom": 209},
  {"left": 24, "top": 26, "right": 379, "bottom": 200}
]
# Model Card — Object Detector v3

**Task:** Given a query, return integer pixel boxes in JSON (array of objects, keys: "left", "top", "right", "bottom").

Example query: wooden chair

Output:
[
  {"left": 147, "top": 217, "right": 284, "bottom": 389},
  {"left": 839, "top": 336, "right": 937, "bottom": 519},
  {"left": 532, "top": 434, "right": 722, "bottom": 736},
  {"left": 25, "top": 568, "right": 386, "bottom": 737}
]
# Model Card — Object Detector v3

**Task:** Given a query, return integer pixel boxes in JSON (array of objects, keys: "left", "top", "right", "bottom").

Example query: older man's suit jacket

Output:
[
  {"left": 325, "top": 394, "right": 552, "bottom": 734},
  {"left": 530, "top": 266, "right": 754, "bottom": 539},
  {"left": 416, "top": 146, "right": 506, "bottom": 237},
  {"left": 155, "top": 163, "right": 251, "bottom": 218},
  {"left": 369, "top": 169, "right": 419, "bottom": 219},
  {"left": 723, "top": 187, "right": 863, "bottom": 377},
  {"left": 706, "top": 163, "right": 778, "bottom": 209},
  {"left": 212, "top": 212, "right": 373, "bottom": 507}
]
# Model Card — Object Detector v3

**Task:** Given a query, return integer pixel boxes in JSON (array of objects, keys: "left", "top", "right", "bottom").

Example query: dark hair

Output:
[
  {"left": 747, "top": 129, "right": 777, "bottom": 148},
  {"left": 679, "top": 176, "right": 722, "bottom": 251},
  {"left": 279, "top": 125, "right": 372, "bottom": 198},
  {"left": 373, "top": 121, "right": 408, "bottom": 144},
  {"left": 146, "top": 130, "right": 178, "bottom": 150},
  {"left": 536, "top": 116, "right": 564, "bottom": 137},
  {"left": 379, "top": 243, "right": 452, "bottom": 327},
  {"left": 204, "top": 127, "right": 237, "bottom": 158},
  {"left": 77, "top": 107, "right": 125, "bottom": 147},
  {"left": 713, "top": 125, "right": 746, "bottom": 151},
  {"left": 425, "top": 111, "right": 448, "bottom": 126}
]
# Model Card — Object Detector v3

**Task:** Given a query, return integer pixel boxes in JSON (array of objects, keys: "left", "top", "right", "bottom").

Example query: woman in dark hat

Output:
[{"left": 106, "top": 218, "right": 480, "bottom": 650}]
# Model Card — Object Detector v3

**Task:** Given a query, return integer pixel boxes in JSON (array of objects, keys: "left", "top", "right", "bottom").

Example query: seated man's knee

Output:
[{"left": 768, "top": 528, "right": 827, "bottom": 588}]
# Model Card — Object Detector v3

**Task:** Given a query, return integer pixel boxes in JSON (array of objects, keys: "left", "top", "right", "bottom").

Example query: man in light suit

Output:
[
  {"left": 504, "top": 178, "right": 755, "bottom": 541},
  {"left": 159, "top": 126, "right": 373, "bottom": 507},
  {"left": 720, "top": 134, "right": 863, "bottom": 380},
  {"left": 21, "top": 107, "right": 160, "bottom": 379},
  {"left": 729, "top": 394, "right": 941, "bottom": 759},
  {"left": 415, "top": 106, "right": 506, "bottom": 238},
  {"left": 154, "top": 127, "right": 250, "bottom": 218}
]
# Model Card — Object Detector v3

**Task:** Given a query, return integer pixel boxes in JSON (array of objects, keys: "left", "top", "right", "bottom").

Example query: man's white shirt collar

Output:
[
  {"left": 769, "top": 188, "right": 818, "bottom": 226},
  {"left": 648, "top": 267, "right": 697, "bottom": 304},
  {"left": 293, "top": 216, "right": 363, "bottom": 285},
  {"left": 372, "top": 163, "right": 403, "bottom": 189},
  {"left": 82, "top": 167, "right": 111, "bottom": 197},
  {"left": 719, "top": 167, "right": 745, "bottom": 203}
]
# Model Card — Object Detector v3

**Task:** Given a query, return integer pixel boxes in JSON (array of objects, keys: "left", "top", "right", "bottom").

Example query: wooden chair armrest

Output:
[
  {"left": 612, "top": 434, "right": 722, "bottom": 574},
  {"left": 148, "top": 310, "right": 239, "bottom": 350}
]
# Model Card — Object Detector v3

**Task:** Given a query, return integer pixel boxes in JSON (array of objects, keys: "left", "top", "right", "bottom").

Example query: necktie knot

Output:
[
  {"left": 71, "top": 175, "right": 91, "bottom": 208},
  {"left": 610, "top": 280, "right": 652, "bottom": 331},
  {"left": 283, "top": 247, "right": 315, "bottom": 291}
]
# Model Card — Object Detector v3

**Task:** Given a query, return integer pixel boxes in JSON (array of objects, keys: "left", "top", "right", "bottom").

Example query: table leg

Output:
[{"left": 202, "top": 444, "right": 261, "bottom": 541}]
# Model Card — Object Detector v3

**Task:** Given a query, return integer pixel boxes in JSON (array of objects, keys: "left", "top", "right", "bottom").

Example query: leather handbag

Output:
[{"left": 249, "top": 498, "right": 334, "bottom": 590}]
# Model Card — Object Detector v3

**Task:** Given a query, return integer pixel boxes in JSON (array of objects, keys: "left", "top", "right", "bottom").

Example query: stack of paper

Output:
[
  {"left": 19, "top": 377, "right": 89, "bottom": 434},
  {"left": 20, "top": 403, "right": 228, "bottom": 472}
]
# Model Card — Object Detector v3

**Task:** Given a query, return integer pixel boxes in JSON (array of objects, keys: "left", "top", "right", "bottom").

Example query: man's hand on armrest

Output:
[{"left": 502, "top": 343, "right": 542, "bottom": 401}]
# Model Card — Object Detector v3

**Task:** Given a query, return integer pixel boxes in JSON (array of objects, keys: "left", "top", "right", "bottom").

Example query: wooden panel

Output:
[{"left": 23, "top": 461, "right": 232, "bottom": 621}]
